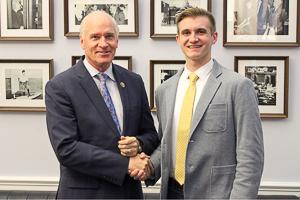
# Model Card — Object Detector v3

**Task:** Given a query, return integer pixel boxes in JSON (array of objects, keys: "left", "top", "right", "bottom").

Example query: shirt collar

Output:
[
  {"left": 83, "top": 58, "right": 116, "bottom": 82},
  {"left": 182, "top": 58, "right": 214, "bottom": 80}
]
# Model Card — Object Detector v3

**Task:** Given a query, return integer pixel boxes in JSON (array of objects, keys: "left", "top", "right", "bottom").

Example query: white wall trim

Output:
[
  {"left": 0, "top": 177, "right": 58, "bottom": 191},
  {"left": 259, "top": 181, "right": 300, "bottom": 196},
  {"left": 0, "top": 177, "right": 299, "bottom": 197}
]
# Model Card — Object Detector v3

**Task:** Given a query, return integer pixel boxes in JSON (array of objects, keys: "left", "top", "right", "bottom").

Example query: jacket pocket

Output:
[
  {"left": 202, "top": 103, "right": 227, "bottom": 133},
  {"left": 210, "top": 164, "right": 236, "bottom": 198}
]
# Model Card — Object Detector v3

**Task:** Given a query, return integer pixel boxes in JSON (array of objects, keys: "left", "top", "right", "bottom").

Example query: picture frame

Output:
[
  {"left": 234, "top": 56, "right": 289, "bottom": 118},
  {"left": 71, "top": 56, "right": 132, "bottom": 71},
  {"left": 150, "top": 60, "right": 184, "bottom": 111},
  {"left": 64, "top": 0, "right": 138, "bottom": 37},
  {"left": 0, "top": 59, "right": 53, "bottom": 111},
  {"left": 150, "top": 0, "right": 211, "bottom": 38},
  {"left": 224, "top": 0, "right": 300, "bottom": 47},
  {"left": 0, "top": 0, "right": 53, "bottom": 41}
]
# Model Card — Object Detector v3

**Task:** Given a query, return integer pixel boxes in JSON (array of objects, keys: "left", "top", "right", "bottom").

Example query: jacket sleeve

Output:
[
  {"left": 145, "top": 89, "right": 163, "bottom": 186},
  {"left": 230, "top": 78, "right": 264, "bottom": 199},
  {"left": 134, "top": 75, "right": 160, "bottom": 155}
]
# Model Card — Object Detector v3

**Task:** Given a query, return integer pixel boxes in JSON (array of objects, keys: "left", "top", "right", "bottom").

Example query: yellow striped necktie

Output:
[{"left": 175, "top": 72, "right": 199, "bottom": 185}]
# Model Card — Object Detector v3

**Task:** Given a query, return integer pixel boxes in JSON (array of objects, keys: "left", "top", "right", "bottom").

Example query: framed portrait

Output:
[
  {"left": 150, "top": 0, "right": 211, "bottom": 38},
  {"left": 64, "top": 0, "right": 138, "bottom": 37},
  {"left": 71, "top": 56, "right": 132, "bottom": 71},
  {"left": 234, "top": 56, "right": 289, "bottom": 118},
  {"left": 0, "top": 0, "right": 53, "bottom": 41},
  {"left": 224, "top": 0, "right": 300, "bottom": 47},
  {"left": 150, "top": 60, "right": 184, "bottom": 111},
  {"left": 0, "top": 59, "right": 53, "bottom": 111}
]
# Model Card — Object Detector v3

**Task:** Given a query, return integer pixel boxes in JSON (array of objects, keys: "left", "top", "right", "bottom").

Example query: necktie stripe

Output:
[{"left": 97, "top": 73, "right": 122, "bottom": 135}]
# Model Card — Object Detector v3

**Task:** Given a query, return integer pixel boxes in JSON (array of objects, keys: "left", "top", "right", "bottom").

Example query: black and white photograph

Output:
[
  {"left": 245, "top": 66, "right": 277, "bottom": 106},
  {"left": 160, "top": 69, "right": 178, "bottom": 83},
  {"left": 235, "top": 56, "right": 289, "bottom": 118},
  {"left": 7, "top": 0, "right": 43, "bottom": 30},
  {"left": 0, "top": 59, "right": 53, "bottom": 111},
  {"left": 224, "top": 0, "right": 299, "bottom": 46},
  {"left": 151, "top": 0, "right": 211, "bottom": 38},
  {"left": 150, "top": 60, "right": 184, "bottom": 111},
  {"left": 72, "top": 56, "right": 132, "bottom": 71},
  {"left": 233, "top": 0, "right": 289, "bottom": 36},
  {"left": 64, "top": 0, "right": 138, "bottom": 37},
  {"left": 0, "top": 0, "right": 53, "bottom": 40},
  {"left": 5, "top": 68, "right": 43, "bottom": 100},
  {"left": 74, "top": 4, "right": 128, "bottom": 25}
]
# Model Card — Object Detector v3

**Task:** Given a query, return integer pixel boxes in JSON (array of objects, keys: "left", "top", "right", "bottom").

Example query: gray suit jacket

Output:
[{"left": 148, "top": 60, "right": 264, "bottom": 199}]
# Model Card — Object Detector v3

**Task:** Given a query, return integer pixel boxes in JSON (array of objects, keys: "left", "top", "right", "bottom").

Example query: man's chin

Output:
[
  {"left": 95, "top": 56, "right": 113, "bottom": 63},
  {"left": 186, "top": 54, "right": 202, "bottom": 60}
]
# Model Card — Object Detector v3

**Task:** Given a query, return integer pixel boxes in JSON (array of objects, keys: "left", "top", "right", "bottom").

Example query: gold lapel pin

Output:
[{"left": 120, "top": 82, "right": 126, "bottom": 88}]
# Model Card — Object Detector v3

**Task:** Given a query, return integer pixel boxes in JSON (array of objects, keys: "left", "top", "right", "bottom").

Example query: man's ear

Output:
[
  {"left": 212, "top": 32, "right": 218, "bottom": 44},
  {"left": 80, "top": 37, "right": 85, "bottom": 49},
  {"left": 175, "top": 34, "right": 179, "bottom": 44}
]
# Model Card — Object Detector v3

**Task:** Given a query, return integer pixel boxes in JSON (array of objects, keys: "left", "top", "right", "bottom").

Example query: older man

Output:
[{"left": 45, "top": 11, "right": 159, "bottom": 199}]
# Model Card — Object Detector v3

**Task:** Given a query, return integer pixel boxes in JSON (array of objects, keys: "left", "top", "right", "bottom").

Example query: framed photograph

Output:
[
  {"left": 150, "top": 60, "right": 184, "bottom": 111},
  {"left": 224, "top": 0, "right": 300, "bottom": 47},
  {"left": 0, "top": 59, "right": 53, "bottom": 111},
  {"left": 0, "top": 0, "right": 53, "bottom": 41},
  {"left": 150, "top": 0, "right": 211, "bottom": 38},
  {"left": 71, "top": 56, "right": 132, "bottom": 71},
  {"left": 234, "top": 56, "right": 288, "bottom": 118},
  {"left": 64, "top": 0, "right": 138, "bottom": 37}
]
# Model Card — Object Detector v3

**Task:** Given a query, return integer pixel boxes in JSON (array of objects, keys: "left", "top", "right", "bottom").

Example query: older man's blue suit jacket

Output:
[{"left": 46, "top": 57, "right": 159, "bottom": 199}]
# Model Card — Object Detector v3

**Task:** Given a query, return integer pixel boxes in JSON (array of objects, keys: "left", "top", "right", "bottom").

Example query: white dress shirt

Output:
[
  {"left": 83, "top": 59, "right": 124, "bottom": 133},
  {"left": 170, "top": 59, "right": 214, "bottom": 177}
]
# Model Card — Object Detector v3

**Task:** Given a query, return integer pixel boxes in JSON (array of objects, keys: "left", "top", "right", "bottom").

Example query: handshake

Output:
[{"left": 118, "top": 136, "right": 153, "bottom": 181}]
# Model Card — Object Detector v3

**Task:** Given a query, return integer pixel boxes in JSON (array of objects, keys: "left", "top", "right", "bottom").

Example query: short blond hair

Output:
[{"left": 176, "top": 7, "right": 216, "bottom": 34}]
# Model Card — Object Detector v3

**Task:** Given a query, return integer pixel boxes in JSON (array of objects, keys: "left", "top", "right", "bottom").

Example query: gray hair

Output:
[{"left": 79, "top": 11, "right": 119, "bottom": 37}]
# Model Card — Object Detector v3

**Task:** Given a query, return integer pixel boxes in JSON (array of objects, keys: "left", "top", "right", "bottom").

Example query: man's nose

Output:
[
  {"left": 98, "top": 37, "right": 108, "bottom": 47},
  {"left": 190, "top": 32, "right": 199, "bottom": 42}
]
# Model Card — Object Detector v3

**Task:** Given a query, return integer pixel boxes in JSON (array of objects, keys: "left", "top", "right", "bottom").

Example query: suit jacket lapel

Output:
[
  {"left": 163, "top": 68, "right": 184, "bottom": 141},
  {"left": 189, "top": 60, "right": 223, "bottom": 137},
  {"left": 112, "top": 64, "right": 129, "bottom": 133},
  {"left": 74, "top": 58, "right": 120, "bottom": 135}
]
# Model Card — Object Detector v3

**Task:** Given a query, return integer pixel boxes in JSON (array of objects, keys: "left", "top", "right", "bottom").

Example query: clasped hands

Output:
[{"left": 118, "top": 136, "right": 153, "bottom": 181}]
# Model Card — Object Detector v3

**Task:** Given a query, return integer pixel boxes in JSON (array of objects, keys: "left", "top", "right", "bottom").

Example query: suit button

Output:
[
  {"left": 189, "top": 140, "right": 194, "bottom": 143},
  {"left": 187, "top": 165, "right": 194, "bottom": 172}
]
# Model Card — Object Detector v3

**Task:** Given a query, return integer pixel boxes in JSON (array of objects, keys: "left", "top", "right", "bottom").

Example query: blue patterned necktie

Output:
[{"left": 97, "top": 73, "right": 122, "bottom": 135}]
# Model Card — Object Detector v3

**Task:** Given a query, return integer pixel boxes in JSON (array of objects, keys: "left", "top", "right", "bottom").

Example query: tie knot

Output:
[
  {"left": 189, "top": 73, "right": 198, "bottom": 83},
  {"left": 98, "top": 73, "right": 109, "bottom": 83}
]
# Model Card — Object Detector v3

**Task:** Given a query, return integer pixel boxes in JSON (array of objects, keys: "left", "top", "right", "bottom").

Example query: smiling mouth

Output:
[
  {"left": 187, "top": 45, "right": 202, "bottom": 49},
  {"left": 96, "top": 51, "right": 111, "bottom": 55}
]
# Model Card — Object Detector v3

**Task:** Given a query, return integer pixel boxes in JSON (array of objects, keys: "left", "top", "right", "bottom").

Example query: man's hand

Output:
[
  {"left": 118, "top": 136, "right": 140, "bottom": 157},
  {"left": 128, "top": 153, "right": 154, "bottom": 181}
]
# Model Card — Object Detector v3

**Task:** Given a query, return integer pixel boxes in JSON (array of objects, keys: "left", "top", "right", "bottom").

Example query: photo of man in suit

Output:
[
  {"left": 134, "top": 7, "right": 264, "bottom": 199},
  {"left": 9, "top": 0, "right": 24, "bottom": 29},
  {"left": 45, "top": 11, "right": 159, "bottom": 199}
]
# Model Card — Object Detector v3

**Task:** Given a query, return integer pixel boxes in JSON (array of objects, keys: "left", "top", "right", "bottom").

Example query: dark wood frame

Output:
[
  {"left": 150, "top": 0, "right": 212, "bottom": 38},
  {"left": 0, "top": 59, "right": 54, "bottom": 111},
  {"left": 71, "top": 56, "right": 132, "bottom": 71},
  {"left": 150, "top": 60, "right": 184, "bottom": 111},
  {"left": 64, "top": 0, "right": 139, "bottom": 37},
  {"left": 234, "top": 56, "right": 289, "bottom": 118},
  {"left": 223, "top": 0, "right": 300, "bottom": 47},
  {"left": 0, "top": 0, "right": 53, "bottom": 41}
]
